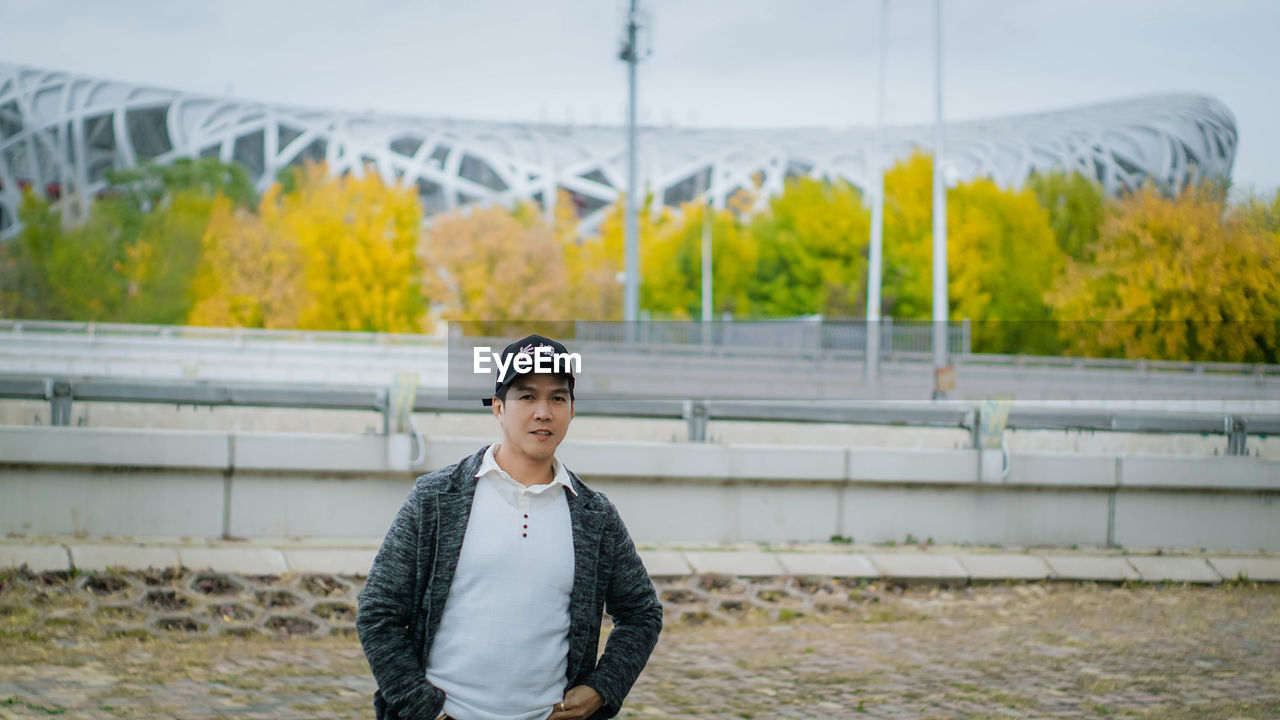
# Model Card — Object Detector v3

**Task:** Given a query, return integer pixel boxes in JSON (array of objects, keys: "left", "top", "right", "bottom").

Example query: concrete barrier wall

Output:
[
  {"left": 2, "top": 426, "right": 1278, "bottom": 550},
  {"left": 3, "top": 467, "right": 226, "bottom": 537}
]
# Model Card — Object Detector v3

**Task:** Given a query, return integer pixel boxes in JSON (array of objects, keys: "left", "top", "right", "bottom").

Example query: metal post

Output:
[
  {"left": 701, "top": 197, "right": 713, "bottom": 347},
  {"left": 931, "top": 0, "right": 950, "bottom": 399},
  {"left": 47, "top": 379, "right": 72, "bottom": 426},
  {"left": 621, "top": 0, "right": 641, "bottom": 341},
  {"left": 684, "top": 400, "right": 709, "bottom": 442},
  {"left": 866, "top": 0, "right": 889, "bottom": 384},
  {"left": 1226, "top": 416, "right": 1248, "bottom": 456},
  {"left": 378, "top": 387, "right": 391, "bottom": 436}
]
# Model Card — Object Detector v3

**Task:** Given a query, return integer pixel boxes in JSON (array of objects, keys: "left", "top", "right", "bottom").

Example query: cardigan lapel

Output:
[
  {"left": 564, "top": 472, "right": 605, "bottom": 683},
  {"left": 426, "top": 491, "right": 472, "bottom": 638},
  {"left": 424, "top": 449, "right": 484, "bottom": 642}
]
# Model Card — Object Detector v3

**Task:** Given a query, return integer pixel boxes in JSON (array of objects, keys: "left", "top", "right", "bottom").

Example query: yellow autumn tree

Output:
[
  {"left": 1234, "top": 188, "right": 1280, "bottom": 237},
  {"left": 881, "top": 152, "right": 936, "bottom": 320},
  {"left": 188, "top": 191, "right": 306, "bottom": 328},
  {"left": 189, "top": 163, "right": 424, "bottom": 332},
  {"left": 420, "top": 202, "right": 572, "bottom": 336},
  {"left": 1048, "top": 183, "right": 1280, "bottom": 362},
  {"left": 287, "top": 165, "right": 424, "bottom": 332},
  {"left": 566, "top": 193, "right": 665, "bottom": 321},
  {"left": 881, "top": 151, "right": 1064, "bottom": 353},
  {"left": 948, "top": 177, "right": 1064, "bottom": 354},
  {"left": 542, "top": 190, "right": 624, "bottom": 322}
]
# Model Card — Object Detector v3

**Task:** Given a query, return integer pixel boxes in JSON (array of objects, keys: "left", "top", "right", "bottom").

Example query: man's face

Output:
[{"left": 492, "top": 373, "right": 574, "bottom": 462}]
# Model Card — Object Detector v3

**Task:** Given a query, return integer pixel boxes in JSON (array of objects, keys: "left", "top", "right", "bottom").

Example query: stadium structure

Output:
[{"left": 0, "top": 62, "right": 1237, "bottom": 239}]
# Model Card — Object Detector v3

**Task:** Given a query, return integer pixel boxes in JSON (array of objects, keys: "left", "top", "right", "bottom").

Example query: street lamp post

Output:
[
  {"left": 701, "top": 196, "right": 713, "bottom": 346},
  {"left": 865, "top": 0, "right": 890, "bottom": 385},
  {"left": 620, "top": 0, "right": 642, "bottom": 340},
  {"left": 931, "top": 0, "right": 950, "bottom": 399}
]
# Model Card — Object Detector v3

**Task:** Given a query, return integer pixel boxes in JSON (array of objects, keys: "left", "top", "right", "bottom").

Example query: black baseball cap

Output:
[{"left": 481, "top": 334, "right": 577, "bottom": 407}]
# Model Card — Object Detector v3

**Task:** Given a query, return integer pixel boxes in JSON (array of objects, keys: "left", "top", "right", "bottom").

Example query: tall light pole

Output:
[
  {"left": 701, "top": 196, "right": 713, "bottom": 346},
  {"left": 865, "top": 0, "right": 889, "bottom": 384},
  {"left": 931, "top": 0, "right": 950, "bottom": 398},
  {"left": 620, "top": 0, "right": 642, "bottom": 338}
]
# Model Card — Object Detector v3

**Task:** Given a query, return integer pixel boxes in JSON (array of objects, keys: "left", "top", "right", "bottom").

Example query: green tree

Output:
[
  {"left": 99, "top": 159, "right": 258, "bottom": 323},
  {"left": 746, "top": 177, "right": 869, "bottom": 317},
  {"left": 104, "top": 157, "right": 256, "bottom": 216},
  {"left": 1027, "top": 169, "right": 1105, "bottom": 261},
  {"left": 0, "top": 190, "right": 130, "bottom": 321},
  {"left": 114, "top": 190, "right": 225, "bottom": 324},
  {"left": 0, "top": 158, "right": 255, "bottom": 323},
  {"left": 642, "top": 201, "right": 755, "bottom": 319},
  {"left": 0, "top": 191, "right": 64, "bottom": 318}
]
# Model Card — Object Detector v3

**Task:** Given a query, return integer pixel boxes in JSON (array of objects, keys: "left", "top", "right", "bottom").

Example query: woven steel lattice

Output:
[{"left": 0, "top": 63, "right": 1237, "bottom": 239}]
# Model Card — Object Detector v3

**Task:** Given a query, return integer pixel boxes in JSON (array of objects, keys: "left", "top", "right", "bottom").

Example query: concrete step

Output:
[{"left": 1, "top": 538, "right": 1273, "bottom": 583}]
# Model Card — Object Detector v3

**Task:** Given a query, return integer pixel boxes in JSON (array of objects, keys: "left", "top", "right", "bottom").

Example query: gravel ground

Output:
[{"left": 0, "top": 581, "right": 1277, "bottom": 719}]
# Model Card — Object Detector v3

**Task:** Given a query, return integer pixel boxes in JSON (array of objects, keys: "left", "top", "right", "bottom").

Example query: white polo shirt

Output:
[{"left": 426, "top": 444, "right": 578, "bottom": 720}]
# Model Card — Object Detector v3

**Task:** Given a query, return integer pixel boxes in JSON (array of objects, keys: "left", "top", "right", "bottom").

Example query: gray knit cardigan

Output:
[{"left": 356, "top": 446, "right": 663, "bottom": 720}]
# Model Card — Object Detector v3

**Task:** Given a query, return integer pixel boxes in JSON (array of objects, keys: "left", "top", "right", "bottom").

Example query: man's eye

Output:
[{"left": 520, "top": 394, "right": 534, "bottom": 400}]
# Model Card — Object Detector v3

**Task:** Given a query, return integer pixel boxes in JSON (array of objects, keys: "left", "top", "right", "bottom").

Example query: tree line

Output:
[{"left": 2, "top": 153, "right": 1278, "bottom": 361}]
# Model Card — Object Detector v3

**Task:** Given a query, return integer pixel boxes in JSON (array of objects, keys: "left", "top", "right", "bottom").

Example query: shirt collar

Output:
[{"left": 475, "top": 443, "right": 578, "bottom": 496}]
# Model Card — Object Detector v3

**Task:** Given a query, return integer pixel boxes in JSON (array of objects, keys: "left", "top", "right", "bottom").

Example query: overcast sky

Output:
[{"left": 3, "top": 0, "right": 1278, "bottom": 194}]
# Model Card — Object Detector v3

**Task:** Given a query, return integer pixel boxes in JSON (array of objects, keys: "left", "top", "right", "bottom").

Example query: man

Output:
[{"left": 357, "top": 334, "right": 663, "bottom": 720}]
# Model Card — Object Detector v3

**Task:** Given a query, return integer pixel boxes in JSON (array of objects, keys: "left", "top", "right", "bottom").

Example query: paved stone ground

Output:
[{"left": 0, "top": 574, "right": 1277, "bottom": 719}]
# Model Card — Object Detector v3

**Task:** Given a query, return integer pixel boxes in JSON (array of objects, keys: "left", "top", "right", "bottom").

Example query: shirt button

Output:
[
  {"left": 523, "top": 524, "right": 528, "bottom": 529},
  {"left": 522, "top": 533, "right": 528, "bottom": 537},
  {"left": 523, "top": 514, "right": 529, "bottom": 518}
]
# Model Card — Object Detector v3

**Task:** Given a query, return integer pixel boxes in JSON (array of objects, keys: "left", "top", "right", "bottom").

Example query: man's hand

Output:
[{"left": 546, "top": 684, "right": 604, "bottom": 720}]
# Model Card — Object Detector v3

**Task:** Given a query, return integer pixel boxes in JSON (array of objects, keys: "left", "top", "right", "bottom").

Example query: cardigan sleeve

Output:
[
  {"left": 581, "top": 499, "right": 663, "bottom": 718},
  {"left": 357, "top": 485, "right": 447, "bottom": 720}
]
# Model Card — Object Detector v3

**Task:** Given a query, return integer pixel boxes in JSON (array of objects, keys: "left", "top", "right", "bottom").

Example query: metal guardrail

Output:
[
  {"left": 6, "top": 318, "right": 1278, "bottom": 379},
  {"left": 572, "top": 318, "right": 972, "bottom": 355},
  {"left": 0, "top": 318, "right": 446, "bottom": 347},
  {"left": 3, "top": 374, "right": 1275, "bottom": 456}
]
